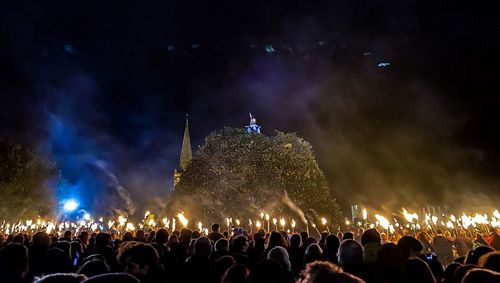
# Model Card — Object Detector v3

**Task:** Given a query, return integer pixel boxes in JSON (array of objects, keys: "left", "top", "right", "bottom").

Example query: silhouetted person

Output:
[
  {"left": 207, "top": 223, "right": 224, "bottom": 243},
  {"left": 221, "top": 263, "right": 249, "bottom": 283},
  {"left": 119, "top": 243, "right": 160, "bottom": 283},
  {"left": 183, "top": 237, "right": 217, "bottom": 283},
  {"left": 298, "top": 261, "right": 365, "bottom": 283},
  {"left": 432, "top": 230, "right": 453, "bottom": 266},
  {"left": 322, "top": 234, "right": 340, "bottom": 263},
  {"left": 0, "top": 243, "right": 29, "bottom": 283},
  {"left": 401, "top": 258, "right": 436, "bottom": 283}
]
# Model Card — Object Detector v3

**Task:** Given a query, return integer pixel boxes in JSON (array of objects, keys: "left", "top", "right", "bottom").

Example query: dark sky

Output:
[{"left": 1, "top": 0, "right": 499, "bottom": 213}]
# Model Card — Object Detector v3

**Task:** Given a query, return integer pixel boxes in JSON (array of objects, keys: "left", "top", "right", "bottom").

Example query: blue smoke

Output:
[{"left": 45, "top": 113, "right": 135, "bottom": 217}]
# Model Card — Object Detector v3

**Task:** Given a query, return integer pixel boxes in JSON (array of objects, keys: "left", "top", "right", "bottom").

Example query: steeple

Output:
[{"left": 179, "top": 114, "right": 192, "bottom": 171}]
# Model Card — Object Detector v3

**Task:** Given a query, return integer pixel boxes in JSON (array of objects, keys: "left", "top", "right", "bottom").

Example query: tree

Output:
[
  {"left": 169, "top": 128, "right": 342, "bottom": 229},
  {"left": 0, "top": 139, "right": 57, "bottom": 220}
]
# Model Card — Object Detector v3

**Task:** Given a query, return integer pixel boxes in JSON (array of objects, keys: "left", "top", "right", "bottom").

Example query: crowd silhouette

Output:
[{"left": 1, "top": 223, "right": 499, "bottom": 283}]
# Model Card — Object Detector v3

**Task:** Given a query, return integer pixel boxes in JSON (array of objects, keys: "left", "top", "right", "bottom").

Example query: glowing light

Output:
[
  {"left": 198, "top": 221, "right": 203, "bottom": 231},
  {"left": 235, "top": 219, "right": 240, "bottom": 226},
  {"left": 63, "top": 199, "right": 79, "bottom": 212},
  {"left": 177, "top": 213, "right": 188, "bottom": 227},
  {"left": 402, "top": 208, "right": 418, "bottom": 222},
  {"left": 163, "top": 218, "right": 169, "bottom": 228},
  {"left": 493, "top": 210, "right": 500, "bottom": 219},
  {"left": 46, "top": 223, "right": 56, "bottom": 234},
  {"left": 126, "top": 223, "right": 135, "bottom": 231},
  {"left": 265, "top": 214, "right": 270, "bottom": 221},
  {"left": 118, "top": 216, "right": 127, "bottom": 226},
  {"left": 431, "top": 216, "right": 438, "bottom": 225},
  {"left": 273, "top": 218, "right": 277, "bottom": 225},
  {"left": 260, "top": 212, "right": 264, "bottom": 219},
  {"left": 280, "top": 218, "right": 286, "bottom": 229},
  {"left": 148, "top": 219, "right": 156, "bottom": 227},
  {"left": 108, "top": 220, "right": 115, "bottom": 229},
  {"left": 291, "top": 219, "right": 296, "bottom": 228},
  {"left": 375, "top": 214, "right": 390, "bottom": 230},
  {"left": 83, "top": 213, "right": 91, "bottom": 221},
  {"left": 145, "top": 211, "right": 151, "bottom": 218},
  {"left": 362, "top": 209, "right": 368, "bottom": 220},
  {"left": 256, "top": 221, "right": 262, "bottom": 229},
  {"left": 446, "top": 221, "right": 454, "bottom": 229},
  {"left": 321, "top": 218, "right": 327, "bottom": 226}
]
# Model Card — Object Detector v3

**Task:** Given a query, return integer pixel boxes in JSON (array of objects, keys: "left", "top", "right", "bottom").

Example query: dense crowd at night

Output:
[{"left": 0, "top": 222, "right": 499, "bottom": 283}]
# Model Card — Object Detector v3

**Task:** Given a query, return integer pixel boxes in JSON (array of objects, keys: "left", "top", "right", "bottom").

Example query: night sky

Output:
[{"left": 1, "top": 1, "right": 499, "bottom": 213}]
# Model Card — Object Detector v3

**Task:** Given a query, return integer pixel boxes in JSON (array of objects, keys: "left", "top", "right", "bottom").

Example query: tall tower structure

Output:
[{"left": 173, "top": 115, "right": 192, "bottom": 189}]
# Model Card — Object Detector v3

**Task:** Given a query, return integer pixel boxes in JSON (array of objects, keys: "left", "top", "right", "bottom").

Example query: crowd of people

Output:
[{"left": 0, "top": 223, "right": 499, "bottom": 283}]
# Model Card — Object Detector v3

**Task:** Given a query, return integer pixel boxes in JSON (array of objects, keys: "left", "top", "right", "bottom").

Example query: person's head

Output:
[
  {"left": 194, "top": 237, "right": 212, "bottom": 258},
  {"left": 180, "top": 228, "right": 193, "bottom": 244},
  {"left": 267, "top": 246, "right": 291, "bottom": 270},
  {"left": 212, "top": 223, "right": 220, "bottom": 232},
  {"left": 233, "top": 235, "right": 248, "bottom": 253},
  {"left": 343, "top": 232, "right": 354, "bottom": 240},
  {"left": 268, "top": 231, "right": 285, "bottom": 247},
  {"left": 154, "top": 228, "right": 169, "bottom": 245},
  {"left": 397, "top": 236, "right": 424, "bottom": 259},
  {"left": 254, "top": 237, "right": 265, "bottom": 250},
  {"left": 0, "top": 243, "right": 29, "bottom": 281},
  {"left": 135, "top": 230, "right": 146, "bottom": 241},
  {"left": 119, "top": 243, "right": 159, "bottom": 277},
  {"left": 43, "top": 247, "right": 72, "bottom": 274},
  {"left": 12, "top": 234, "right": 24, "bottom": 244},
  {"left": 461, "top": 268, "right": 500, "bottom": 283},
  {"left": 298, "top": 261, "right": 365, "bottom": 283},
  {"left": 465, "top": 246, "right": 494, "bottom": 265},
  {"left": 215, "top": 256, "right": 236, "bottom": 280},
  {"left": 401, "top": 258, "right": 436, "bottom": 283},
  {"left": 77, "top": 259, "right": 110, "bottom": 278},
  {"left": 33, "top": 231, "right": 52, "bottom": 247},
  {"left": 452, "top": 264, "right": 476, "bottom": 283},
  {"left": 361, "top": 228, "right": 381, "bottom": 246},
  {"left": 79, "top": 231, "right": 90, "bottom": 245},
  {"left": 338, "top": 239, "right": 363, "bottom": 266},
  {"left": 442, "top": 262, "right": 461, "bottom": 283},
  {"left": 95, "top": 233, "right": 113, "bottom": 247},
  {"left": 34, "top": 273, "right": 86, "bottom": 283},
  {"left": 290, "top": 233, "right": 302, "bottom": 248},
  {"left": 304, "top": 243, "right": 323, "bottom": 263},
  {"left": 300, "top": 231, "right": 309, "bottom": 243},
  {"left": 122, "top": 232, "right": 134, "bottom": 242},
  {"left": 479, "top": 251, "right": 500, "bottom": 272},
  {"left": 81, "top": 272, "right": 140, "bottom": 283},
  {"left": 222, "top": 263, "right": 249, "bottom": 283},
  {"left": 64, "top": 230, "right": 72, "bottom": 239},
  {"left": 325, "top": 234, "right": 340, "bottom": 253},
  {"left": 192, "top": 230, "right": 201, "bottom": 239},
  {"left": 215, "top": 238, "right": 229, "bottom": 252}
]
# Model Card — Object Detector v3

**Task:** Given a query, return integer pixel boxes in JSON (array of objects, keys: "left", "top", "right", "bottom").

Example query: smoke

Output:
[
  {"left": 282, "top": 191, "right": 308, "bottom": 224},
  {"left": 1, "top": 1, "right": 499, "bottom": 217}
]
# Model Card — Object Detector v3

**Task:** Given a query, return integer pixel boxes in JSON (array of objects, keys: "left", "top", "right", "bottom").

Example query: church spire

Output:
[{"left": 179, "top": 114, "right": 192, "bottom": 171}]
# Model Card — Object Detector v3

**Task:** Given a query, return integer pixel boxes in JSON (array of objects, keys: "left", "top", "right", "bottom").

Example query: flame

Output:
[
  {"left": 321, "top": 218, "right": 327, "bottom": 225},
  {"left": 280, "top": 218, "right": 286, "bottom": 228},
  {"left": 256, "top": 221, "right": 262, "bottom": 228},
  {"left": 362, "top": 209, "right": 368, "bottom": 220},
  {"left": 402, "top": 208, "right": 418, "bottom": 222},
  {"left": 177, "top": 213, "right": 188, "bottom": 227},
  {"left": 375, "top": 214, "right": 390, "bottom": 230}
]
